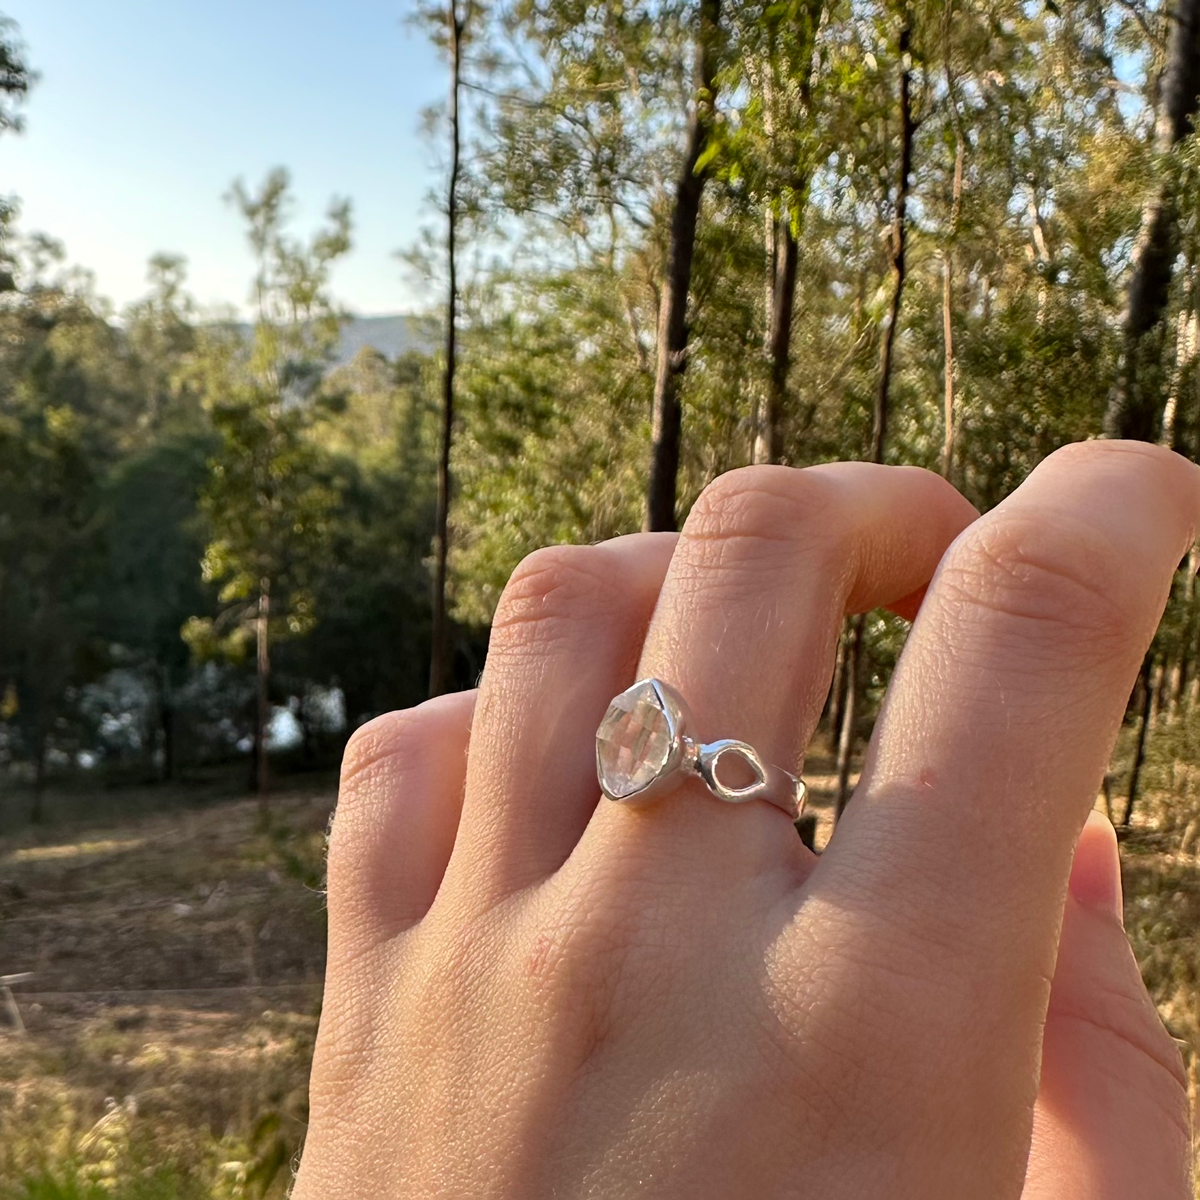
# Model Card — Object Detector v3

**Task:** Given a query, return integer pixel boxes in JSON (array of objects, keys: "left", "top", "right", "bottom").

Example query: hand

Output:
[{"left": 294, "top": 441, "right": 1195, "bottom": 1199}]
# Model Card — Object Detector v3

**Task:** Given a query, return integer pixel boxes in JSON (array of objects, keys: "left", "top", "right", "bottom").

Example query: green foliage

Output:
[
  {"left": 3, "top": 0, "right": 1200, "bottom": 816},
  {"left": 187, "top": 172, "right": 353, "bottom": 669},
  {"left": 0, "top": 13, "right": 33, "bottom": 136},
  {"left": 0, "top": 144, "right": 441, "bottom": 796},
  {"left": 8, "top": 1165, "right": 205, "bottom": 1200},
  {"left": 450, "top": 267, "right": 648, "bottom": 621},
  {"left": 283, "top": 350, "right": 439, "bottom": 720},
  {"left": 0, "top": 281, "right": 113, "bottom": 791}
]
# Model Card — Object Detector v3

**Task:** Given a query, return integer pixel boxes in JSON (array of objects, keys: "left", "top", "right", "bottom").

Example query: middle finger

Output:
[{"left": 577, "top": 463, "right": 977, "bottom": 885}]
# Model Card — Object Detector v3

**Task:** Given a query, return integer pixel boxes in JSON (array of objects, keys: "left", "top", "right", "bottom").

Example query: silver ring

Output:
[{"left": 596, "top": 678, "right": 806, "bottom": 821}]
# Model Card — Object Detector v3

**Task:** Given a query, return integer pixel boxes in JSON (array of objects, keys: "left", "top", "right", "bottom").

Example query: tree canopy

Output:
[{"left": 3, "top": 0, "right": 1200, "bottom": 823}]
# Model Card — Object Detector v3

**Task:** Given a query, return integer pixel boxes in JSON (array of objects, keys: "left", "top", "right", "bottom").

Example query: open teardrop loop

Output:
[{"left": 695, "top": 740, "right": 769, "bottom": 804}]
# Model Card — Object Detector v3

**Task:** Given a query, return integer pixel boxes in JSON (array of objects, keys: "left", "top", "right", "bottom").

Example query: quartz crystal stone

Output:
[{"left": 596, "top": 680, "right": 674, "bottom": 799}]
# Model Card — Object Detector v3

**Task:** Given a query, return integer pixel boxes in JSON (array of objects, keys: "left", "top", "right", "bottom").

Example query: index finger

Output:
[
  {"left": 832, "top": 440, "right": 1199, "bottom": 927},
  {"left": 800, "top": 441, "right": 1199, "bottom": 1180}
]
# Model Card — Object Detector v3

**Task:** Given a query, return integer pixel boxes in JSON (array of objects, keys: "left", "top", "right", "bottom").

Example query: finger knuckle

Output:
[
  {"left": 1042, "top": 436, "right": 1177, "bottom": 476},
  {"left": 683, "top": 465, "right": 842, "bottom": 566},
  {"left": 489, "top": 544, "right": 607, "bottom": 650},
  {"left": 341, "top": 709, "right": 429, "bottom": 785},
  {"left": 1038, "top": 440, "right": 1200, "bottom": 552},
  {"left": 330, "top": 706, "right": 448, "bottom": 877},
  {"left": 937, "top": 511, "right": 1141, "bottom": 658}
]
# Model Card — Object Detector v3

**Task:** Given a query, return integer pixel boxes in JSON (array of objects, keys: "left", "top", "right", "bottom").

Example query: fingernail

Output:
[{"left": 1069, "top": 810, "right": 1124, "bottom": 926}]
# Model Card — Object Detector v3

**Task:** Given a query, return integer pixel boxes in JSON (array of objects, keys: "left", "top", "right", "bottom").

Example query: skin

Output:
[{"left": 293, "top": 441, "right": 1196, "bottom": 1200}]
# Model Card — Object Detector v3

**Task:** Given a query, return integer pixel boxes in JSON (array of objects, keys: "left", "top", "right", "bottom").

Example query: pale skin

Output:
[{"left": 293, "top": 440, "right": 1195, "bottom": 1199}]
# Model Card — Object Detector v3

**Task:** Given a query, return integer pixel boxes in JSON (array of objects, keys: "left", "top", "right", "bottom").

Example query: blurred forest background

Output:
[{"left": 4, "top": 0, "right": 1200, "bottom": 1194}]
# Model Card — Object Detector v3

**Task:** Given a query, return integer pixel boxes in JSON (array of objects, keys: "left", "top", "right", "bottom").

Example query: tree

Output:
[
  {"left": 286, "top": 349, "right": 442, "bottom": 728},
  {"left": 1104, "top": 0, "right": 1200, "bottom": 441},
  {"left": 0, "top": 396, "right": 104, "bottom": 817},
  {"left": 721, "top": 0, "right": 827, "bottom": 465},
  {"left": 123, "top": 253, "right": 203, "bottom": 439},
  {"left": 0, "top": 260, "right": 124, "bottom": 814},
  {"left": 427, "top": 0, "right": 475, "bottom": 697},
  {"left": 0, "top": 14, "right": 34, "bottom": 296},
  {"left": 450, "top": 264, "right": 649, "bottom": 621},
  {"left": 0, "top": 14, "right": 32, "bottom": 136},
  {"left": 187, "top": 169, "right": 351, "bottom": 800},
  {"left": 836, "top": 3, "right": 916, "bottom": 817},
  {"left": 99, "top": 432, "right": 212, "bottom": 781},
  {"left": 647, "top": 0, "right": 725, "bottom": 531}
]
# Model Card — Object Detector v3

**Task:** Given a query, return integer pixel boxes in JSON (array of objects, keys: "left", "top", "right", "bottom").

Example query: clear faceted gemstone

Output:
[{"left": 596, "top": 681, "right": 674, "bottom": 799}]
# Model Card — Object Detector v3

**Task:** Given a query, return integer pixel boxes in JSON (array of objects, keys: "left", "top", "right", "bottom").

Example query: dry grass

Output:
[{"left": 0, "top": 789, "right": 332, "bottom": 1198}]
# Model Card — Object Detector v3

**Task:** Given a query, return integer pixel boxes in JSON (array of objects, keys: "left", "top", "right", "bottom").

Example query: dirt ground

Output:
[
  {"left": 0, "top": 761, "right": 1197, "bottom": 1195},
  {"left": 0, "top": 786, "right": 334, "bottom": 1197}
]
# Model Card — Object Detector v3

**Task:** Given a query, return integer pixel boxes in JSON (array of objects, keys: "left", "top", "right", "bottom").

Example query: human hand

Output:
[{"left": 294, "top": 441, "right": 1195, "bottom": 1199}]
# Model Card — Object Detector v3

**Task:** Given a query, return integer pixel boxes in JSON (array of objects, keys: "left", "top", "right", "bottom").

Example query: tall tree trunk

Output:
[
  {"left": 836, "top": 13, "right": 915, "bottom": 816},
  {"left": 939, "top": 153, "right": 964, "bottom": 476},
  {"left": 1104, "top": 0, "right": 1200, "bottom": 441},
  {"left": 941, "top": 40, "right": 965, "bottom": 479},
  {"left": 753, "top": 0, "right": 825, "bottom": 465},
  {"left": 429, "top": 0, "right": 465, "bottom": 695},
  {"left": 940, "top": 252, "right": 956, "bottom": 477},
  {"left": 158, "top": 667, "right": 175, "bottom": 783},
  {"left": 646, "top": 0, "right": 722, "bottom": 532},
  {"left": 1164, "top": 302, "right": 1197, "bottom": 447},
  {"left": 835, "top": 614, "right": 864, "bottom": 817},
  {"left": 869, "top": 17, "right": 915, "bottom": 465},
  {"left": 827, "top": 631, "right": 847, "bottom": 743},
  {"left": 754, "top": 219, "right": 799, "bottom": 465},
  {"left": 256, "top": 577, "right": 271, "bottom": 807}
]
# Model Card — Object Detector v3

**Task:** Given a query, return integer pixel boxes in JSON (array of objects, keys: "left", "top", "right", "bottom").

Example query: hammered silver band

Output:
[{"left": 596, "top": 678, "right": 806, "bottom": 821}]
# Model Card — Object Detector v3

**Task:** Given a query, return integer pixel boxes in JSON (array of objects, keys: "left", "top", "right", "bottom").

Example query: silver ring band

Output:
[{"left": 596, "top": 678, "right": 806, "bottom": 821}]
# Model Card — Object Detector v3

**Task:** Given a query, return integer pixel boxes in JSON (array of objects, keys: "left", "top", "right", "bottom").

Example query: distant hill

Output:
[
  {"left": 216, "top": 313, "right": 435, "bottom": 367},
  {"left": 333, "top": 314, "right": 436, "bottom": 365}
]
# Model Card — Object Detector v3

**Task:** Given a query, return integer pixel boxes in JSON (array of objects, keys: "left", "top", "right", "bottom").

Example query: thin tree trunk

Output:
[
  {"left": 1167, "top": 303, "right": 1198, "bottom": 449},
  {"left": 1177, "top": 648, "right": 1192, "bottom": 715},
  {"left": 836, "top": 13, "right": 915, "bottom": 817},
  {"left": 646, "top": 0, "right": 722, "bottom": 532},
  {"left": 941, "top": 105, "right": 964, "bottom": 478},
  {"left": 1123, "top": 654, "right": 1157, "bottom": 826},
  {"left": 1104, "top": 0, "right": 1200, "bottom": 441},
  {"left": 1168, "top": 657, "right": 1184, "bottom": 718},
  {"left": 828, "top": 630, "right": 847, "bottom": 743},
  {"left": 870, "top": 17, "right": 915, "bottom": 466},
  {"left": 753, "top": 0, "right": 824, "bottom": 466},
  {"left": 835, "top": 614, "right": 864, "bottom": 817},
  {"left": 161, "top": 703, "right": 175, "bottom": 782},
  {"left": 1181, "top": 544, "right": 1200, "bottom": 718},
  {"left": 256, "top": 577, "right": 271, "bottom": 806},
  {"left": 159, "top": 668, "right": 175, "bottom": 783},
  {"left": 31, "top": 732, "right": 46, "bottom": 825},
  {"left": 1153, "top": 658, "right": 1170, "bottom": 722},
  {"left": 429, "top": 0, "right": 465, "bottom": 695},
  {"left": 940, "top": 254, "right": 956, "bottom": 477},
  {"left": 754, "top": 221, "right": 799, "bottom": 464}
]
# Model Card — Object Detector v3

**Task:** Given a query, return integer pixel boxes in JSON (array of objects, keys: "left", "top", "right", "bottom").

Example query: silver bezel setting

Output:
[
  {"left": 595, "top": 677, "right": 807, "bottom": 821},
  {"left": 596, "top": 678, "right": 692, "bottom": 803}
]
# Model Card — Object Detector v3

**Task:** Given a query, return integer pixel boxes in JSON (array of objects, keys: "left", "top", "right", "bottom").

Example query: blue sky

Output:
[{"left": 4, "top": 0, "right": 444, "bottom": 315}]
